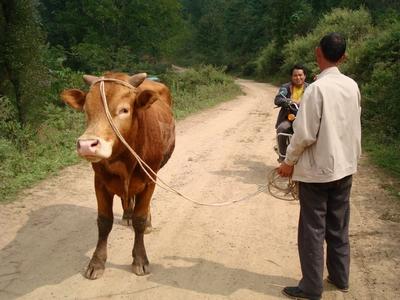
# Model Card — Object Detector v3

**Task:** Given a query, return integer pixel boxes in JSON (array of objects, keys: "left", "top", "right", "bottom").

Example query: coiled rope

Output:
[{"left": 267, "top": 168, "right": 298, "bottom": 201}]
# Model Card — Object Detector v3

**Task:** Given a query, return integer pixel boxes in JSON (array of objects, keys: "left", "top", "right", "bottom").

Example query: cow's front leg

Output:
[
  {"left": 131, "top": 183, "right": 155, "bottom": 275},
  {"left": 144, "top": 212, "right": 152, "bottom": 234},
  {"left": 85, "top": 180, "right": 114, "bottom": 280},
  {"left": 132, "top": 215, "right": 149, "bottom": 275}
]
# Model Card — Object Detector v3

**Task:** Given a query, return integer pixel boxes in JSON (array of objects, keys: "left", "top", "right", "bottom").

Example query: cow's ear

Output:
[
  {"left": 135, "top": 90, "right": 158, "bottom": 110},
  {"left": 61, "top": 89, "right": 86, "bottom": 111},
  {"left": 129, "top": 73, "right": 147, "bottom": 87}
]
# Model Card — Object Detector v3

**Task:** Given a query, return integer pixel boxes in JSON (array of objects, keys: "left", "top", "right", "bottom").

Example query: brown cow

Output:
[{"left": 61, "top": 72, "right": 175, "bottom": 279}]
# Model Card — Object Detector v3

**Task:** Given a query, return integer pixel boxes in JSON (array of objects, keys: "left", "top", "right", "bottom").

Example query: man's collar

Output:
[{"left": 318, "top": 66, "right": 341, "bottom": 79}]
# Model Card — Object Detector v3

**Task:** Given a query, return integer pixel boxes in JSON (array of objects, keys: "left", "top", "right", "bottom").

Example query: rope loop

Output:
[
  {"left": 93, "top": 77, "right": 137, "bottom": 90},
  {"left": 267, "top": 168, "right": 298, "bottom": 201}
]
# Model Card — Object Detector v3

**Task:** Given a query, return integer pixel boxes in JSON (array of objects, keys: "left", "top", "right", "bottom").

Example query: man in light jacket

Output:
[{"left": 278, "top": 32, "right": 362, "bottom": 300}]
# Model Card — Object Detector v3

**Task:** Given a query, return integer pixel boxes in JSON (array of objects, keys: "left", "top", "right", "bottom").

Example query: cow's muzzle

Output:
[{"left": 77, "top": 138, "right": 113, "bottom": 162}]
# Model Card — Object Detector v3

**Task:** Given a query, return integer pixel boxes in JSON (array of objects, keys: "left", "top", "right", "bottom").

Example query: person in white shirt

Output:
[{"left": 278, "top": 32, "right": 362, "bottom": 300}]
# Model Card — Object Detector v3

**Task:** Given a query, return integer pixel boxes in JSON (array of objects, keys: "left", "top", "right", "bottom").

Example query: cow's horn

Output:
[
  {"left": 83, "top": 75, "right": 100, "bottom": 86},
  {"left": 129, "top": 73, "right": 147, "bottom": 87}
]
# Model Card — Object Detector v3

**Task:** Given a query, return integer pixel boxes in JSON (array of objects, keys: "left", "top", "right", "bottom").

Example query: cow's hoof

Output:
[
  {"left": 132, "top": 260, "right": 150, "bottom": 276},
  {"left": 84, "top": 259, "right": 105, "bottom": 280}
]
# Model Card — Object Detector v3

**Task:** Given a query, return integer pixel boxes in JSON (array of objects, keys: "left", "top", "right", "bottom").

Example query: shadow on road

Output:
[
  {"left": 147, "top": 256, "right": 296, "bottom": 298},
  {"left": 0, "top": 204, "right": 97, "bottom": 299},
  {"left": 211, "top": 158, "right": 277, "bottom": 187}
]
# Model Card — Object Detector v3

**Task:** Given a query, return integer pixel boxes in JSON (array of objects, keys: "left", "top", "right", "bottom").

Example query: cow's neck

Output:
[{"left": 103, "top": 146, "right": 139, "bottom": 177}]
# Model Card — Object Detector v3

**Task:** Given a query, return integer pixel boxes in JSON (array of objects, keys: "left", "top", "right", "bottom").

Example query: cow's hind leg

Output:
[
  {"left": 121, "top": 197, "right": 135, "bottom": 226},
  {"left": 85, "top": 181, "right": 114, "bottom": 280},
  {"left": 131, "top": 183, "right": 155, "bottom": 275},
  {"left": 122, "top": 197, "right": 152, "bottom": 232}
]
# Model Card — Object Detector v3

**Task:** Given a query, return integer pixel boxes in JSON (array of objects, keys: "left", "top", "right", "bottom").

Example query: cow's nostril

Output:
[
  {"left": 90, "top": 140, "right": 99, "bottom": 148},
  {"left": 77, "top": 139, "right": 100, "bottom": 153}
]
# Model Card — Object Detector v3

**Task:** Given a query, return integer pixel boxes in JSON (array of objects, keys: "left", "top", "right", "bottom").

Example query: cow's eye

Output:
[{"left": 118, "top": 107, "right": 130, "bottom": 115}]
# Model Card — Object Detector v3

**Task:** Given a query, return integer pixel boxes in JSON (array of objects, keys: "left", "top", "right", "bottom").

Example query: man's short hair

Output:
[
  {"left": 319, "top": 32, "right": 346, "bottom": 63},
  {"left": 290, "top": 64, "right": 306, "bottom": 76}
]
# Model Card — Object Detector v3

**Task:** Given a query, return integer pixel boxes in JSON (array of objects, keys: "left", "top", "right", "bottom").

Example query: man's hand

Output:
[{"left": 277, "top": 162, "right": 294, "bottom": 177}]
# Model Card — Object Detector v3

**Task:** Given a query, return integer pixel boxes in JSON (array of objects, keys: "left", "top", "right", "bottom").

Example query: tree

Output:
[
  {"left": 40, "top": 0, "right": 184, "bottom": 71},
  {"left": 223, "top": 0, "right": 270, "bottom": 67},
  {"left": 0, "top": 0, "right": 49, "bottom": 125}
]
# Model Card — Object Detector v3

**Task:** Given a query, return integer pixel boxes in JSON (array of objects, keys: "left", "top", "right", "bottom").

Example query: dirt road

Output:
[{"left": 1, "top": 80, "right": 399, "bottom": 299}]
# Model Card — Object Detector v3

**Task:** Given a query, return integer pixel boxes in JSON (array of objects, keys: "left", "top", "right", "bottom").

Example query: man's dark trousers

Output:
[{"left": 297, "top": 175, "right": 352, "bottom": 297}]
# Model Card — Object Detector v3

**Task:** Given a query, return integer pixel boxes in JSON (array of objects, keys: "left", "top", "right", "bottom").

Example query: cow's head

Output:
[{"left": 61, "top": 72, "right": 158, "bottom": 162}]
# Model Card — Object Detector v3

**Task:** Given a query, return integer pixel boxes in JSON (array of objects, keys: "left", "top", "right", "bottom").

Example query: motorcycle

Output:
[
  {"left": 274, "top": 95, "right": 299, "bottom": 159},
  {"left": 269, "top": 95, "right": 299, "bottom": 201}
]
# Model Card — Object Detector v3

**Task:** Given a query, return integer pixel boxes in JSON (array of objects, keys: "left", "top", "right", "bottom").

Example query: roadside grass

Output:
[
  {"left": 173, "top": 83, "right": 242, "bottom": 119},
  {"left": 0, "top": 107, "right": 84, "bottom": 203},
  {"left": 0, "top": 65, "right": 242, "bottom": 202},
  {"left": 363, "top": 134, "right": 400, "bottom": 200},
  {"left": 164, "top": 66, "right": 242, "bottom": 119}
]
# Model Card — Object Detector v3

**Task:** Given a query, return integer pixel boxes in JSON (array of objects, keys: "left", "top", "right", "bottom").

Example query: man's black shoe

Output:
[
  {"left": 326, "top": 277, "right": 349, "bottom": 292},
  {"left": 282, "top": 286, "right": 321, "bottom": 300}
]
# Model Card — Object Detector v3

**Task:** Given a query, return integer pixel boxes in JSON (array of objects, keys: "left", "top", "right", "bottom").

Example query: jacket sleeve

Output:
[
  {"left": 284, "top": 84, "right": 322, "bottom": 166},
  {"left": 274, "top": 85, "right": 290, "bottom": 107}
]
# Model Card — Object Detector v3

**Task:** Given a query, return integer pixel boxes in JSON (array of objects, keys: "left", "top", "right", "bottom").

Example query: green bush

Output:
[
  {"left": 281, "top": 8, "right": 373, "bottom": 78},
  {"left": 357, "top": 21, "right": 400, "bottom": 177},
  {"left": 70, "top": 43, "right": 113, "bottom": 72},
  {"left": 346, "top": 20, "right": 400, "bottom": 84},
  {"left": 0, "top": 101, "right": 84, "bottom": 201},
  {"left": 162, "top": 65, "right": 242, "bottom": 119},
  {"left": 0, "top": 138, "right": 21, "bottom": 197},
  {"left": 0, "top": 54, "right": 86, "bottom": 201},
  {"left": 0, "top": 96, "right": 19, "bottom": 139},
  {"left": 362, "top": 62, "right": 400, "bottom": 141},
  {"left": 254, "top": 41, "right": 282, "bottom": 79}
]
